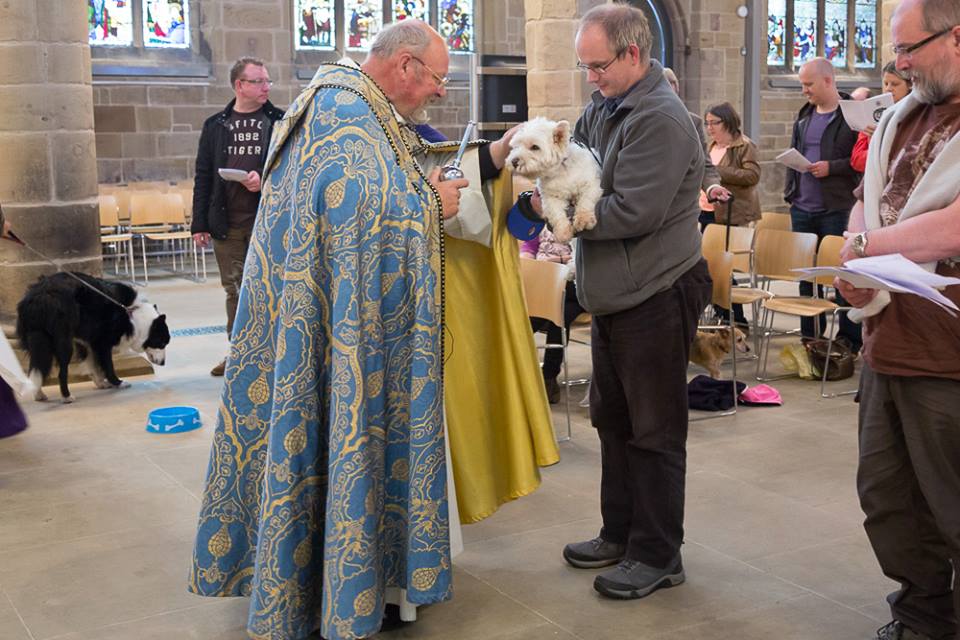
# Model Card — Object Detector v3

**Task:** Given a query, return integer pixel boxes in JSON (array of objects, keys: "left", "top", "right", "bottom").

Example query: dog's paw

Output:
[
  {"left": 116, "top": 381, "right": 131, "bottom": 390},
  {"left": 93, "top": 379, "right": 111, "bottom": 389},
  {"left": 34, "top": 390, "right": 48, "bottom": 402},
  {"left": 572, "top": 211, "right": 598, "bottom": 232},
  {"left": 551, "top": 220, "right": 574, "bottom": 243},
  {"left": 61, "top": 396, "right": 74, "bottom": 404}
]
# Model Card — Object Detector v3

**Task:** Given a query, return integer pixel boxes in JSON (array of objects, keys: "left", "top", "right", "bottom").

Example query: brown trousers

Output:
[
  {"left": 858, "top": 364, "right": 960, "bottom": 640},
  {"left": 212, "top": 226, "right": 252, "bottom": 336}
]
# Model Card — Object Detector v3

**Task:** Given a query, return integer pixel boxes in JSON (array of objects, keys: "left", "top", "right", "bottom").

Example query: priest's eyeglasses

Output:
[{"left": 410, "top": 56, "right": 450, "bottom": 88}]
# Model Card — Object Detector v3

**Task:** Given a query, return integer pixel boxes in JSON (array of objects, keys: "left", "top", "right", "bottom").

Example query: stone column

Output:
[
  {"left": 524, "top": 0, "right": 584, "bottom": 125},
  {"left": 0, "top": 0, "right": 100, "bottom": 324},
  {"left": 882, "top": 0, "right": 899, "bottom": 66}
]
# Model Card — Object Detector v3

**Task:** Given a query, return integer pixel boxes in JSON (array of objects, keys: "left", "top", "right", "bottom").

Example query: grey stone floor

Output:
[{"left": 0, "top": 274, "right": 892, "bottom": 640}]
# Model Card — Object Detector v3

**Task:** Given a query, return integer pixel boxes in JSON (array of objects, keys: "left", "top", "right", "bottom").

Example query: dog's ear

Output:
[
  {"left": 553, "top": 120, "right": 571, "bottom": 149},
  {"left": 158, "top": 314, "right": 166, "bottom": 321}
]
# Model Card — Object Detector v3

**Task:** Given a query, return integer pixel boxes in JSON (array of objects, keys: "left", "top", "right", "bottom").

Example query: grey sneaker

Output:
[
  {"left": 562, "top": 536, "right": 625, "bottom": 569},
  {"left": 593, "top": 554, "right": 685, "bottom": 599},
  {"left": 874, "top": 621, "right": 935, "bottom": 640}
]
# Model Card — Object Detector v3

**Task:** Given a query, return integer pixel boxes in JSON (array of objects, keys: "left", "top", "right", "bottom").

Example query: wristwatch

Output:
[{"left": 851, "top": 231, "right": 869, "bottom": 258}]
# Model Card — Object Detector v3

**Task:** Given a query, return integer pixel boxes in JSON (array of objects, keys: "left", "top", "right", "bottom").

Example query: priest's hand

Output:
[
  {"left": 428, "top": 167, "right": 469, "bottom": 220},
  {"left": 487, "top": 124, "right": 523, "bottom": 170}
]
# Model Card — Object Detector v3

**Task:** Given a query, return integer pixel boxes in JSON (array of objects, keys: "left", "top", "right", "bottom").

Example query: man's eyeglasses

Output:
[
  {"left": 576, "top": 48, "right": 626, "bottom": 75},
  {"left": 410, "top": 56, "right": 449, "bottom": 87},
  {"left": 891, "top": 26, "right": 955, "bottom": 56},
  {"left": 240, "top": 78, "right": 274, "bottom": 87}
]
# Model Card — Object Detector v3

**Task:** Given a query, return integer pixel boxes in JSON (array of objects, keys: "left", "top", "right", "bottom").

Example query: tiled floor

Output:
[{"left": 0, "top": 275, "right": 893, "bottom": 640}]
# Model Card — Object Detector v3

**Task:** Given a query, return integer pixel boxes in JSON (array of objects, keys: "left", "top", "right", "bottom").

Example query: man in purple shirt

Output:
[{"left": 784, "top": 57, "right": 862, "bottom": 352}]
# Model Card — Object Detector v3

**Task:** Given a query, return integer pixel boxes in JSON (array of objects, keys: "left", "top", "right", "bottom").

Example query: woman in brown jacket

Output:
[
  {"left": 699, "top": 102, "right": 762, "bottom": 228},
  {"left": 698, "top": 102, "right": 760, "bottom": 331}
]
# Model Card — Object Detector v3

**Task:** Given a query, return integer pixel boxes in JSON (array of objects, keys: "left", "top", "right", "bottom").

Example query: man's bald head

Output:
[
  {"left": 798, "top": 57, "right": 840, "bottom": 108},
  {"left": 367, "top": 19, "right": 443, "bottom": 61},
  {"left": 361, "top": 20, "right": 449, "bottom": 123},
  {"left": 800, "top": 57, "right": 835, "bottom": 81}
]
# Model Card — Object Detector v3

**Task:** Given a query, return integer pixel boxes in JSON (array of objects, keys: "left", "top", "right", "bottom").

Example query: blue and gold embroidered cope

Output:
[{"left": 189, "top": 65, "right": 449, "bottom": 640}]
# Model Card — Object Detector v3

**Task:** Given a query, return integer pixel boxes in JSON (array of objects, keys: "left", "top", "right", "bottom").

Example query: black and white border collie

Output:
[{"left": 16, "top": 272, "right": 170, "bottom": 403}]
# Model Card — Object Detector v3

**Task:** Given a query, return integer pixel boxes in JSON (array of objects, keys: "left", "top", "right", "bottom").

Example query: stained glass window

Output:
[
  {"left": 296, "top": 0, "right": 336, "bottom": 49},
  {"left": 793, "top": 0, "right": 818, "bottom": 65},
  {"left": 439, "top": 0, "right": 473, "bottom": 52},
  {"left": 394, "top": 0, "right": 429, "bottom": 22},
  {"left": 346, "top": 0, "right": 382, "bottom": 50},
  {"left": 767, "top": 0, "right": 787, "bottom": 66},
  {"left": 854, "top": 0, "right": 877, "bottom": 68},
  {"left": 825, "top": 0, "right": 847, "bottom": 67},
  {"left": 88, "top": 0, "right": 133, "bottom": 46},
  {"left": 142, "top": 0, "right": 189, "bottom": 48}
]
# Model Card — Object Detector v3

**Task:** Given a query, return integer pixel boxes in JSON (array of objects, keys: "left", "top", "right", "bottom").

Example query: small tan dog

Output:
[{"left": 689, "top": 327, "right": 750, "bottom": 378}]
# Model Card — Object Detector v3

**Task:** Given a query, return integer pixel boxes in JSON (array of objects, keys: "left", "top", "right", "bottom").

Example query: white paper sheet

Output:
[
  {"left": 776, "top": 148, "right": 812, "bottom": 172},
  {"left": 217, "top": 168, "right": 249, "bottom": 182},
  {"left": 839, "top": 93, "right": 895, "bottom": 132},
  {"left": 794, "top": 253, "right": 960, "bottom": 315}
]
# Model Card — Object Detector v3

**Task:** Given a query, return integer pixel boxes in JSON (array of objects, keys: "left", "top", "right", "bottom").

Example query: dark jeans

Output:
[
  {"left": 789, "top": 206, "right": 862, "bottom": 353},
  {"left": 857, "top": 365, "right": 960, "bottom": 639},
  {"left": 530, "top": 281, "right": 584, "bottom": 380},
  {"left": 590, "top": 260, "right": 712, "bottom": 568},
  {"left": 213, "top": 225, "right": 253, "bottom": 336}
]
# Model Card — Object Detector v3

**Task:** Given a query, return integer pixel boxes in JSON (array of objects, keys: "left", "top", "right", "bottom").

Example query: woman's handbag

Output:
[{"left": 804, "top": 338, "right": 855, "bottom": 381}]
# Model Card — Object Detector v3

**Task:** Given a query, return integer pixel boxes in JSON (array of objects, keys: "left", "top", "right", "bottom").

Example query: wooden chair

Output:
[
  {"left": 520, "top": 257, "right": 572, "bottom": 442},
  {"left": 757, "top": 211, "right": 793, "bottom": 232},
  {"left": 753, "top": 229, "right": 824, "bottom": 381},
  {"left": 702, "top": 224, "right": 770, "bottom": 351},
  {"left": 130, "top": 193, "right": 203, "bottom": 282},
  {"left": 98, "top": 194, "right": 135, "bottom": 279},
  {"left": 759, "top": 235, "right": 856, "bottom": 397}
]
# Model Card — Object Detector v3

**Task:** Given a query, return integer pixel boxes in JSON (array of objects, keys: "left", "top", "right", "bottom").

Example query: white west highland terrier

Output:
[{"left": 506, "top": 117, "right": 602, "bottom": 243}]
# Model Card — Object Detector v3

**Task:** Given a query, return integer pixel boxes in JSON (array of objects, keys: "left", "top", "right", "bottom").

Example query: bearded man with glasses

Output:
[
  {"left": 836, "top": 1, "right": 960, "bottom": 638},
  {"left": 191, "top": 57, "right": 285, "bottom": 377}
]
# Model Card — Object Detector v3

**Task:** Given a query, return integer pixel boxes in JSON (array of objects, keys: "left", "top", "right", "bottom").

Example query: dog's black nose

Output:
[{"left": 511, "top": 158, "right": 519, "bottom": 168}]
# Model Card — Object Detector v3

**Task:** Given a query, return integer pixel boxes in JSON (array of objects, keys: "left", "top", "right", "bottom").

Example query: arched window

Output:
[
  {"left": 295, "top": 1, "right": 474, "bottom": 53},
  {"left": 768, "top": 0, "right": 878, "bottom": 71},
  {"left": 88, "top": 0, "right": 191, "bottom": 49}
]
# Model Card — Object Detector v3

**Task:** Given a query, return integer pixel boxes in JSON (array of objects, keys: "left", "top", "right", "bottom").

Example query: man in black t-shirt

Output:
[{"left": 192, "top": 57, "right": 285, "bottom": 376}]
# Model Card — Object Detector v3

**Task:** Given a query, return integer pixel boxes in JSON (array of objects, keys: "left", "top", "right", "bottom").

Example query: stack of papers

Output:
[
  {"left": 839, "top": 93, "right": 894, "bottom": 132},
  {"left": 793, "top": 253, "right": 960, "bottom": 315}
]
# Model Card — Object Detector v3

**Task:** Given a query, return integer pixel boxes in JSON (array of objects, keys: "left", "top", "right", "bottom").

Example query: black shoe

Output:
[
  {"left": 544, "top": 376, "right": 561, "bottom": 404},
  {"left": 593, "top": 554, "right": 685, "bottom": 599},
  {"left": 562, "top": 536, "right": 625, "bottom": 568},
  {"left": 874, "top": 620, "right": 935, "bottom": 640},
  {"left": 380, "top": 604, "right": 409, "bottom": 632}
]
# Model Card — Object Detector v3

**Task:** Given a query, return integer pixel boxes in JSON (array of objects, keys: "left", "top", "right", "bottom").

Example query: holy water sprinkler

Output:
[{"left": 439, "top": 120, "right": 475, "bottom": 181}]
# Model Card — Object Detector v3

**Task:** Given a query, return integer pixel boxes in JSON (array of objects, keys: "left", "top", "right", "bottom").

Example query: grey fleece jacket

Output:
[{"left": 573, "top": 60, "right": 705, "bottom": 316}]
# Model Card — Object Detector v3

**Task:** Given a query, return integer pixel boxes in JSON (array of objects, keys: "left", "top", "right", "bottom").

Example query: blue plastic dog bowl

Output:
[{"left": 146, "top": 406, "right": 202, "bottom": 434}]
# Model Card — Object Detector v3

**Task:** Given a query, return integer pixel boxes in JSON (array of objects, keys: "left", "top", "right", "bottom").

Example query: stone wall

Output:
[{"left": 0, "top": 0, "right": 100, "bottom": 322}]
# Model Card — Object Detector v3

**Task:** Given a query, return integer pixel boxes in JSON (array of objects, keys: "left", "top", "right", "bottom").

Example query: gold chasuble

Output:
[{"left": 441, "top": 171, "right": 560, "bottom": 523}]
